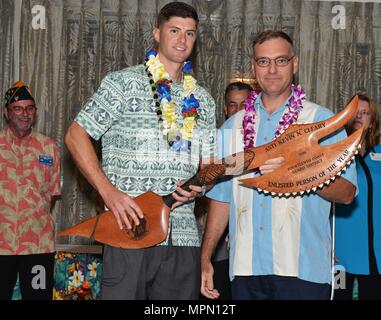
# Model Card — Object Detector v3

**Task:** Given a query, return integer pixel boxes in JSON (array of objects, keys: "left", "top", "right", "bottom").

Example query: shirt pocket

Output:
[{"left": 24, "top": 155, "right": 54, "bottom": 194}]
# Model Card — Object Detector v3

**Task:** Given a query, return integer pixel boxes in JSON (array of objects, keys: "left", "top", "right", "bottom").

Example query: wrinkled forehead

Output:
[{"left": 253, "top": 37, "right": 293, "bottom": 57}]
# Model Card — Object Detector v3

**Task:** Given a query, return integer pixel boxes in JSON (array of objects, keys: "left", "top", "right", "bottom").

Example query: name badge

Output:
[
  {"left": 370, "top": 152, "right": 381, "bottom": 161},
  {"left": 39, "top": 155, "right": 53, "bottom": 166}
]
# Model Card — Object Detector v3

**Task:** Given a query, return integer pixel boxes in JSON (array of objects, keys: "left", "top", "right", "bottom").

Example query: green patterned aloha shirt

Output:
[{"left": 75, "top": 64, "right": 216, "bottom": 247}]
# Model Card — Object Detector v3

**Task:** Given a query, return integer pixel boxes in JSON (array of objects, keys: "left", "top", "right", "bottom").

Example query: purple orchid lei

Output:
[{"left": 242, "top": 84, "right": 306, "bottom": 150}]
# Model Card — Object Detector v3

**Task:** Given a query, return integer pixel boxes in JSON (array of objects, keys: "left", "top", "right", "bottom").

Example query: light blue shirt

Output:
[
  {"left": 207, "top": 94, "right": 357, "bottom": 284},
  {"left": 335, "top": 145, "right": 381, "bottom": 275}
]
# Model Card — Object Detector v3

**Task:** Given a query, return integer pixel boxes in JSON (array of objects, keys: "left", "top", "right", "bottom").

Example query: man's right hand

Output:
[
  {"left": 101, "top": 187, "right": 144, "bottom": 230},
  {"left": 200, "top": 259, "right": 220, "bottom": 299},
  {"left": 65, "top": 122, "right": 144, "bottom": 230}
]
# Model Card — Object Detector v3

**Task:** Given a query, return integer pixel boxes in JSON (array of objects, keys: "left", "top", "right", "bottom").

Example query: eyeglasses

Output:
[
  {"left": 8, "top": 105, "right": 37, "bottom": 115},
  {"left": 254, "top": 56, "right": 294, "bottom": 67}
]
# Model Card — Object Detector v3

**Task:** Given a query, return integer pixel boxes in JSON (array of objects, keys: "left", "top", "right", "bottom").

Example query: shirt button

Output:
[
  {"left": 267, "top": 118, "right": 271, "bottom": 121},
  {"left": 259, "top": 226, "right": 264, "bottom": 231},
  {"left": 263, "top": 137, "right": 268, "bottom": 141},
  {"left": 259, "top": 203, "right": 264, "bottom": 208}
]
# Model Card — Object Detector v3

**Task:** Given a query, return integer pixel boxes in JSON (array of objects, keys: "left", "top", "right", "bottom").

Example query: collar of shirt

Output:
[
  {"left": 5, "top": 125, "right": 34, "bottom": 147},
  {"left": 254, "top": 90, "right": 294, "bottom": 116}
]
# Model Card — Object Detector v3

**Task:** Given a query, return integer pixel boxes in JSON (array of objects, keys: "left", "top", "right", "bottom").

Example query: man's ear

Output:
[
  {"left": 293, "top": 55, "right": 299, "bottom": 75},
  {"left": 3, "top": 107, "right": 9, "bottom": 121},
  {"left": 153, "top": 27, "right": 160, "bottom": 43},
  {"left": 251, "top": 58, "right": 256, "bottom": 78}
]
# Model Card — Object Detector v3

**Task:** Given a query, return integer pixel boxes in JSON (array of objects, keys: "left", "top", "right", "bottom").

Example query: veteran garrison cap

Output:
[{"left": 4, "top": 81, "right": 35, "bottom": 107}]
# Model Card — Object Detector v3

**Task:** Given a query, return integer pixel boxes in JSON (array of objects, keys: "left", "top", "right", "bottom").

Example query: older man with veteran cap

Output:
[{"left": 0, "top": 81, "right": 61, "bottom": 300}]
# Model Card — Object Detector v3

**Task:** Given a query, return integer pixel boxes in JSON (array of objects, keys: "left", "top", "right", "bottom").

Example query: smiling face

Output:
[
  {"left": 252, "top": 37, "right": 298, "bottom": 99},
  {"left": 4, "top": 99, "right": 36, "bottom": 138},
  {"left": 153, "top": 16, "right": 197, "bottom": 67}
]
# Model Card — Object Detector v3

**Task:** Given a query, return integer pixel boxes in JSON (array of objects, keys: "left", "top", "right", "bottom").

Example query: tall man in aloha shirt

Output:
[
  {"left": 65, "top": 2, "right": 216, "bottom": 299},
  {"left": 0, "top": 81, "right": 61, "bottom": 300},
  {"left": 75, "top": 65, "right": 215, "bottom": 246}
]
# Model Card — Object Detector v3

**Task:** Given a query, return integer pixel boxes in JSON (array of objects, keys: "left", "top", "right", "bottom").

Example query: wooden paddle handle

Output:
[{"left": 162, "top": 163, "right": 227, "bottom": 207}]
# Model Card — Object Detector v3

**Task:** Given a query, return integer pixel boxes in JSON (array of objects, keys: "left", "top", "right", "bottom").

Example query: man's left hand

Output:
[{"left": 171, "top": 180, "right": 204, "bottom": 210}]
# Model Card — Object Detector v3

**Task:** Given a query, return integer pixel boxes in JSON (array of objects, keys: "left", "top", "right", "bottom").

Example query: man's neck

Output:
[
  {"left": 262, "top": 89, "right": 292, "bottom": 114},
  {"left": 158, "top": 54, "right": 183, "bottom": 83},
  {"left": 8, "top": 125, "right": 32, "bottom": 139}
]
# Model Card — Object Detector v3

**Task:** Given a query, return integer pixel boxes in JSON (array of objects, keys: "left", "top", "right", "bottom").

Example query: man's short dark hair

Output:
[
  {"left": 224, "top": 82, "right": 252, "bottom": 102},
  {"left": 157, "top": 2, "right": 199, "bottom": 27},
  {"left": 252, "top": 30, "right": 295, "bottom": 56}
]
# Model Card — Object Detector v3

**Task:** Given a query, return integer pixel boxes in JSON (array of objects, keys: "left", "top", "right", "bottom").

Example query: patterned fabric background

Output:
[
  {"left": 12, "top": 252, "right": 103, "bottom": 300},
  {"left": 0, "top": 0, "right": 380, "bottom": 245},
  {"left": 53, "top": 252, "right": 102, "bottom": 300}
]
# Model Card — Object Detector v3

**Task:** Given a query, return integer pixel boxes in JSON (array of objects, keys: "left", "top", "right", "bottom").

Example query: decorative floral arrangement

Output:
[
  {"left": 242, "top": 84, "right": 306, "bottom": 150},
  {"left": 144, "top": 49, "right": 200, "bottom": 152},
  {"left": 53, "top": 252, "right": 102, "bottom": 300}
]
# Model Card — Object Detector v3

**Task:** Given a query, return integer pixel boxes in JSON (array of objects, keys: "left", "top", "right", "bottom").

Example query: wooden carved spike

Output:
[{"left": 238, "top": 96, "right": 363, "bottom": 195}]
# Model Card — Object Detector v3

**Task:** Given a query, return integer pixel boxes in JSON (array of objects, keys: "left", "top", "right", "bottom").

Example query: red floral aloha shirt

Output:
[{"left": 0, "top": 126, "right": 61, "bottom": 255}]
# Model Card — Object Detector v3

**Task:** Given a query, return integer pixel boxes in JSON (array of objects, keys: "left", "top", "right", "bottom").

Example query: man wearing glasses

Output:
[
  {"left": 201, "top": 30, "right": 357, "bottom": 300},
  {"left": 0, "top": 81, "right": 61, "bottom": 299}
]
